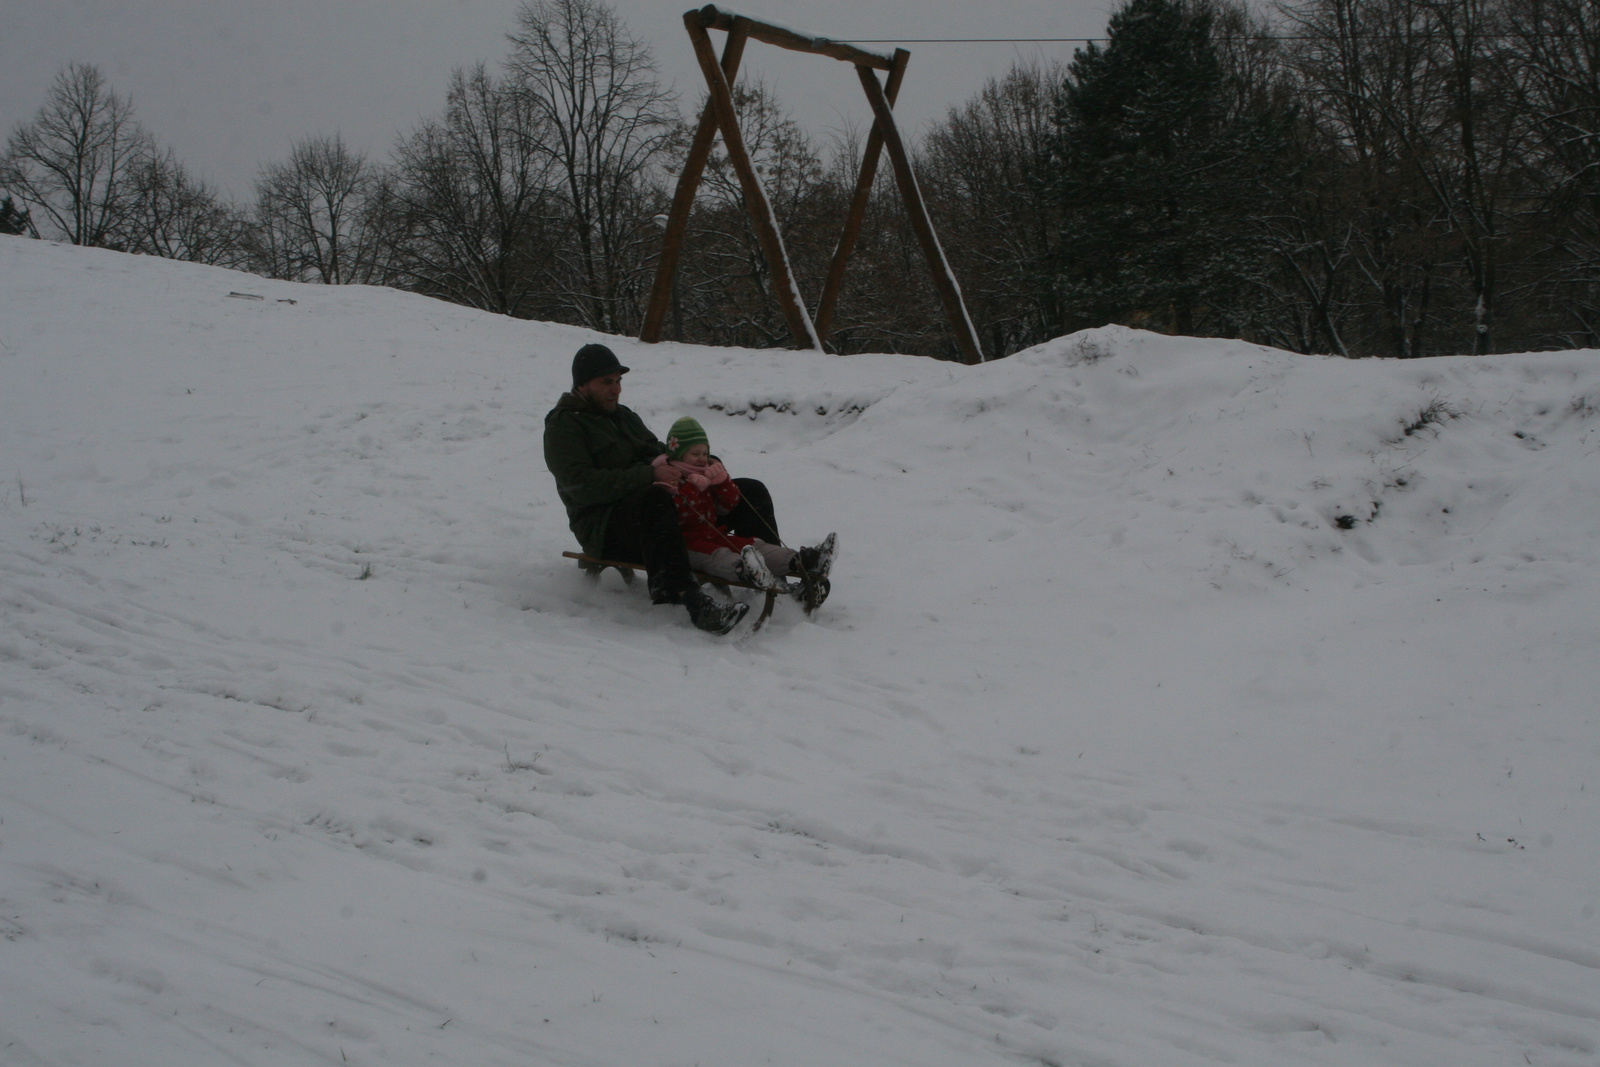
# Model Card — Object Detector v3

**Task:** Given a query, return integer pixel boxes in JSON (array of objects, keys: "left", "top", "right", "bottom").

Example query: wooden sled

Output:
[{"left": 562, "top": 551, "right": 784, "bottom": 631}]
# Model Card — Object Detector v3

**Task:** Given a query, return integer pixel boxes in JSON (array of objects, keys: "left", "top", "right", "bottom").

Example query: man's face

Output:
[{"left": 576, "top": 372, "right": 624, "bottom": 412}]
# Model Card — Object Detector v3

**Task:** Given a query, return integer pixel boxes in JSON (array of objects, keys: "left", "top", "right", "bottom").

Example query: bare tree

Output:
[
  {"left": 1410, "top": 0, "right": 1532, "bottom": 354},
  {"left": 1505, "top": 0, "right": 1600, "bottom": 344},
  {"left": 1284, "top": 0, "right": 1547, "bottom": 355},
  {"left": 1286, "top": 0, "right": 1444, "bottom": 355},
  {"left": 248, "top": 134, "right": 393, "bottom": 284},
  {"left": 505, "top": 0, "right": 677, "bottom": 332},
  {"left": 676, "top": 80, "right": 838, "bottom": 349},
  {"left": 390, "top": 63, "right": 563, "bottom": 316},
  {"left": 920, "top": 62, "right": 1065, "bottom": 359},
  {"left": 1, "top": 63, "right": 155, "bottom": 247},
  {"left": 122, "top": 149, "right": 248, "bottom": 266}
]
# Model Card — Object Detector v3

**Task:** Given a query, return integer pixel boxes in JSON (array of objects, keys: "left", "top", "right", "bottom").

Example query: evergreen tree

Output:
[
  {"left": 0, "top": 195, "right": 35, "bottom": 237},
  {"left": 1048, "top": 0, "right": 1291, "bottom": 337}
]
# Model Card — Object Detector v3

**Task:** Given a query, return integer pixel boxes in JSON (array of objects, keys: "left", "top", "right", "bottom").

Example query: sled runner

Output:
[{"left": 563, "top": 551, "right": 800, "bottom": 631}]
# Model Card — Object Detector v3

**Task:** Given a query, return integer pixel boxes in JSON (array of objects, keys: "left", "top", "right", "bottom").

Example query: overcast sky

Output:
[{"left": 3, "top": 0, "right": 1113, "bottom": 200}]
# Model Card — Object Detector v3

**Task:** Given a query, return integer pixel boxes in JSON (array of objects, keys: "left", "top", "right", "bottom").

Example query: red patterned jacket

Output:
[{"left": 658, "top": 459, "right": 752, "bottom": 554}]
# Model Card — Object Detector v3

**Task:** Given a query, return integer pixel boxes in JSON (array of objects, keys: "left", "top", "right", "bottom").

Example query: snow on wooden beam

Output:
[
  {"left": 694, "top": 5, "right": 896, "bottom": 70},
  {"left": 856, "top": 65, "right": 984, "bottom": 365}
]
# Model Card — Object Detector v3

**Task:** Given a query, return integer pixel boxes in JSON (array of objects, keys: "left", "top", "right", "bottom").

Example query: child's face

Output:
[{"left": 681, "top": 443, "right": 711, "bottom": 467}]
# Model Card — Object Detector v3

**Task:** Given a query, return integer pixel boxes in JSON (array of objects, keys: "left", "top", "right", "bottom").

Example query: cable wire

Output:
[{"left": 840, "top": 32, "right": 1591, "bottom": 43}]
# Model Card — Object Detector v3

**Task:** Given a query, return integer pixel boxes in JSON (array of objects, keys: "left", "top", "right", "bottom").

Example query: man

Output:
[{"left": 544, "top": 343, "right": 781, "bottom": 635}]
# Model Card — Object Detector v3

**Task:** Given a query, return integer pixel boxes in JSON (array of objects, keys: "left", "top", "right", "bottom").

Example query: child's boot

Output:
[
  {"left": 790, "top": 532, "right": 835, "bottom": 583},
  {"left": 737, "top": 545, "right": 779, "bottom": 590},
  {"left": 788, "top": 533, "right": 835, "bottom": 614}
]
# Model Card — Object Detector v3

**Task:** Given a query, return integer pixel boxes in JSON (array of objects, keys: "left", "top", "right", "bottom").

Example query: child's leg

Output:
[
  {"left": 688, "top": 547, "right": 741, "bottom": 583},
  {"left": 752, "top": 540, "right": 796, "bottom": 577}
]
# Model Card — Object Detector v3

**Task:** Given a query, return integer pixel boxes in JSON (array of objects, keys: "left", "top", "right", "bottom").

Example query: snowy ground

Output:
[{"left": 1, "top": 235, "right": 1598, "bottom": 1066}]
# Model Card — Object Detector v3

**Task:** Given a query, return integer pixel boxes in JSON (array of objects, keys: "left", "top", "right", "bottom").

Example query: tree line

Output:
[{"left": 4, "top": 0, "right": 1598, "bottom": 359}]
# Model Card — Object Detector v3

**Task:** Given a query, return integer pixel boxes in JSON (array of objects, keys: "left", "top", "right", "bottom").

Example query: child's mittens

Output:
[{"left": 702, "top": 460, "right": 730, "bottom": 485}]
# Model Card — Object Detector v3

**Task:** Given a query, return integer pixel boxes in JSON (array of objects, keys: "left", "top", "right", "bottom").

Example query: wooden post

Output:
[
  {"left": 855, "top": 64, "right": 983, "bottom": 364},
  {"left": 686, "top": 14, "right": 821, "bottom": 349},
  {"left": 640, "top": 22, "right": 748, "bottom": 343},
  {"left": 814, "top": 48, "right": 908, "bottom": 346}
]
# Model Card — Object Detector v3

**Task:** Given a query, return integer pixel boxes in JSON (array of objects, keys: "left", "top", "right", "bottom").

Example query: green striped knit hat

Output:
[{"left": 664, "top": 417, "right": 709, "bottom": 460}]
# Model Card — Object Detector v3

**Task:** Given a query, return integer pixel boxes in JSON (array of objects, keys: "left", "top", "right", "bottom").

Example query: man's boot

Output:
[{"left": 685, "top": 588, "right": 747, "bottom": 635}]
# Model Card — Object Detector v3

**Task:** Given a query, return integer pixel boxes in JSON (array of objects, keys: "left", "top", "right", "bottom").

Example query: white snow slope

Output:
[{"left": 2, "top": 236, "right": 1598, "bottom": 1067}]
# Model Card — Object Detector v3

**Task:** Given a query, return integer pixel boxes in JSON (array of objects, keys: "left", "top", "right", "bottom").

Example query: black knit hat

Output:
[{"left": 571, "top": 343, "right": 629, "bottom": 388}]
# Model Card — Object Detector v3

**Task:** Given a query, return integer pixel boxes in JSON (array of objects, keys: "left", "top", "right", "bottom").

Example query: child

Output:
[{"left": 655, "top": 417, "right": 834, "bottom": 606}]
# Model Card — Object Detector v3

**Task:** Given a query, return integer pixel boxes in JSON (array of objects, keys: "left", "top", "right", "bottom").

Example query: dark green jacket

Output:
[{"left": 543, "top": 391, "right": 666, "bottom": 556}]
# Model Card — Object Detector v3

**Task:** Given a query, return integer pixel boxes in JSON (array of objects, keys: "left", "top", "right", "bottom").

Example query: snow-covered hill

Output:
[{"left": 2, "top": 235, "right": 1597, "bottom": 1066}]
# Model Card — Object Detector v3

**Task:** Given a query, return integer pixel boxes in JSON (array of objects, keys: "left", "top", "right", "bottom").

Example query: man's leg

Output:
[
  {"left": 725, "top": 478, "right": 781, "bottom": 543},
  {"left": 601, "top": 485, "right": 696, "bottom": 604}
]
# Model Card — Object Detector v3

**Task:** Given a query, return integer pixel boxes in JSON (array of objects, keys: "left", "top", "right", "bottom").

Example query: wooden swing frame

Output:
[{"left": 639, "top": 4, "right": 983, "bottom": 364}]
